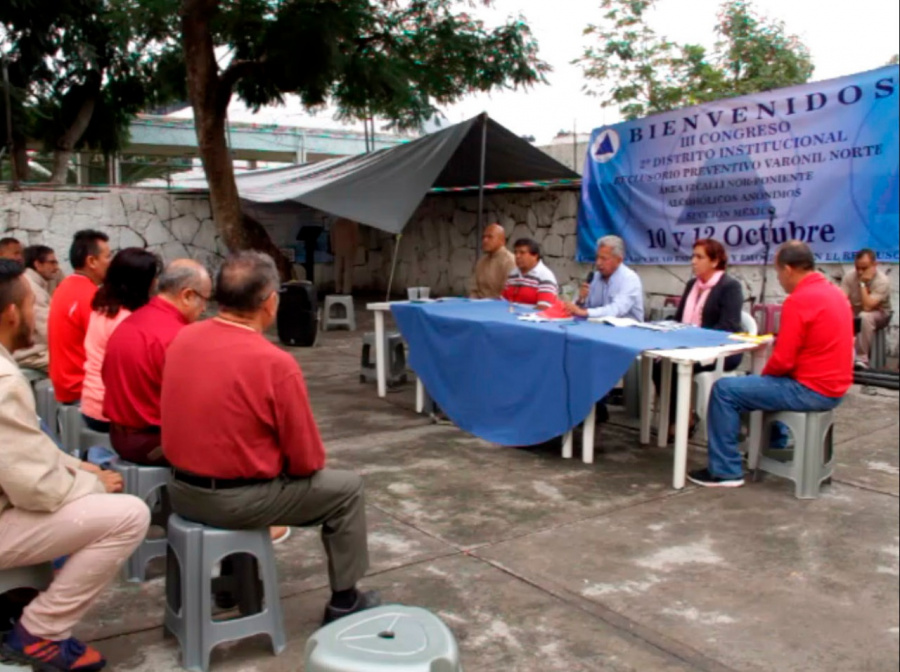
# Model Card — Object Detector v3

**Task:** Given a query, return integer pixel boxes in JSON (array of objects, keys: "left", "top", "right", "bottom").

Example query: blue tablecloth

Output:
[{"left": 391, "top": 300, "right": 736, "bottom": 446}]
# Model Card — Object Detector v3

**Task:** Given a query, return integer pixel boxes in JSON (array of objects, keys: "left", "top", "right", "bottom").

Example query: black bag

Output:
[{"left": 277, "top": 281, "right": 318, "bottom": 347}]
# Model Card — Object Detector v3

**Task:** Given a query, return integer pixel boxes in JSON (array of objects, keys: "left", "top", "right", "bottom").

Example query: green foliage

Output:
[
  {"left": 1, "top": 0, "right": 185, "bottom": 167},
  {"left": 576, "top": 0, "right": 814, "bottom": 120},
  {"left": 184, "top": 0, "right": 550, "bottom": 130}
]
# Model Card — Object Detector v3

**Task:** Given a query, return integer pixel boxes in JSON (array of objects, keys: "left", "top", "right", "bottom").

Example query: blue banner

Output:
[{"left": 577, "top": 66, "right": 900, "bottom": 265}]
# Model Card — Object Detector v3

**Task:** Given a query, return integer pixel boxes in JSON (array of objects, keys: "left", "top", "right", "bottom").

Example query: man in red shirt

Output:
[
  {"left": 501, "top": 238, "right": 559, "bottom": 309},
  {"left": 162, "top": 251, "right": 378, "bottom": 625},
  {"left": 689, "top": 241, "right": 854, "bottom": 488},
  {"left": 48, "top": 230, "right": 111, "bottom": 403},
  {"left": 102, "top": 259, "right": 211, "bottom": 465}
]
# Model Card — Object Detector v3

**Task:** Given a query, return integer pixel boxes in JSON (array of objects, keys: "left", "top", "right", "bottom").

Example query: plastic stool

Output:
[
  {"left": 164, "top": 514, "right": 286, "bottom": 672},
  {"left": 753, "top": 410, "right": 835, "bottom": 499},
  {"left": 33, "top": 380, "right": 58, "bottom": 442},
  {"left": 323, "top": 296, "right": 356, "bottom": 331},
  {"left": 752, "top": 303, "right": 782, "bottom": 335},
  {"left": 57, "top": 404, "right": 84, "bottom": 457},
  {"left": 305, "top": 605, "right": 461, "bottom": 672},
  {"left": 360, "top": 332, "right": 408, "bottom": 387},
  {"left": 871, "top": 327, "right": 888, "bottom": 370},
  {"left": 110, "top": 461, "right": 171, "bottom": 582}
]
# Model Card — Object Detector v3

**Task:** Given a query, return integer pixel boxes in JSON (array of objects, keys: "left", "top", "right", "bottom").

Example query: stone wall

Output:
[
  {"left": 0, "top": 188, "right": 225, "bottom": 273},
  {"left": 2, "top": 186, "right": 897, "bottom": 356}
]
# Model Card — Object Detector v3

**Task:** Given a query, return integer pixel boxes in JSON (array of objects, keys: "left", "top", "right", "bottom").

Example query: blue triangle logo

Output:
[{"left": 595, "top": 133, "right": 615, "bottom": 157}]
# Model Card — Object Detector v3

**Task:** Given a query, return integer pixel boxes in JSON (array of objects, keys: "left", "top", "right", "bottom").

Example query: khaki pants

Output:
[
  {"left": 856, "top": 310, "right": 890, "bottom": 365},
  {"left": 0, "top": 494, "right": 150, "bottom": 639},
  {"left": 167, "top": 469, "right": 369, "bottom": 592}
]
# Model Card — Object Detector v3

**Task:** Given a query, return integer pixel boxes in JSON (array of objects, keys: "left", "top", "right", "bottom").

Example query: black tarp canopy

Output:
[{"left": 164, "top": 113, "right": 580, "bottom": 234}]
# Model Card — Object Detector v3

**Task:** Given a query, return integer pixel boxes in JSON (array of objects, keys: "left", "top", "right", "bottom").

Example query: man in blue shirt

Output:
[{"left": 563, "top": 235, "right": 645, "bottom": 321}]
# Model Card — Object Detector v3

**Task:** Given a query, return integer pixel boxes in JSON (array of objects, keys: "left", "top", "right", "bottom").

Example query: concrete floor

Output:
[{"left": 7, "top": 303, "right": 898, "bottom": 671}]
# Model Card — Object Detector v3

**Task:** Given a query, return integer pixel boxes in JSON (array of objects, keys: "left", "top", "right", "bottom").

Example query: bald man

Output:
[
  {"left": 102, "top": 259, "right": 213, "bottom": 465},
  {"left": 470, "top": 224, "right": 516, "bottom": 299}
]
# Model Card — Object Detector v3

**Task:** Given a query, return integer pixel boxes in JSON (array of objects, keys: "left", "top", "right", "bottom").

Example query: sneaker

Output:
[
  {"left": 687, "top": 468, "right": 745, "bottom": 489},
  {"left": 854, "top": 359, "right": 870, "bottom": 371},
  {"left": 2, "top": 621, "right": 106, "bottom": 671},
  {"left": 322, "top": 590, "right": 382, "bottom": 626}
]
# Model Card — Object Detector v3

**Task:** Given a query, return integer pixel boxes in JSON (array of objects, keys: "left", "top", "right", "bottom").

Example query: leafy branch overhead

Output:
[{"left": 575, "top": 0, "right": 814, "bottom": 120}]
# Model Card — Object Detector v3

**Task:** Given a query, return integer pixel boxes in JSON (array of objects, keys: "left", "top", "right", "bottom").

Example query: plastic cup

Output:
[
  {"left": 407, "top": 288, "right": 419, "bottom": 301},
  {"left": 418, "top": 287, "right": 431, "bottom": 299}
]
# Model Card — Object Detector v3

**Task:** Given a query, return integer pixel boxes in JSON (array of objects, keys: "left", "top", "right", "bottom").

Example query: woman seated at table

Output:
[
  {"left": 81, "top": 248, "right": 161, "bottom": 432},
  {"left": 653, "top": 238, "right": 744, "bottom": 440}
]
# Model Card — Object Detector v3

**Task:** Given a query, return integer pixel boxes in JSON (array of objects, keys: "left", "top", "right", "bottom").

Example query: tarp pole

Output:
[
  {"left": 476, "top": 113, "right": 488, "bottom": 255},
  {"left": 386, "top": 233, "right": 402, "bottom": 301}
]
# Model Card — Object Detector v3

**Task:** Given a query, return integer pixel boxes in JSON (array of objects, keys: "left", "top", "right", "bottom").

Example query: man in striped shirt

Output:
[{"left": 502, "top": 239, "right": 559, "bottom": 309}]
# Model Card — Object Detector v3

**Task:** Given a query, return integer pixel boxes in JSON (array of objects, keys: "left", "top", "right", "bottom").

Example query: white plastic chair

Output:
[{"left": 692, "top": 312, "right": 758, "bottom": 441}]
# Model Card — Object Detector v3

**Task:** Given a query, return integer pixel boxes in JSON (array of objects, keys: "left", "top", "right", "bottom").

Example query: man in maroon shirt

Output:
[
  {"left": 689, "top": 241, "right": 854, "bottom": 488},
  {"left": 102, "top": 259, "right": 212, "bottom": 465},
  {"left": 162, "top": 251, "right": 378, "bottom": 625}
]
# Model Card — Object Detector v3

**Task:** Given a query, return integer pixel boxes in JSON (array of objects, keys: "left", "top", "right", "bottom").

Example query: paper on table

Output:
[{"left": 587, "top": 316, "right": 642, "bottom": 327}]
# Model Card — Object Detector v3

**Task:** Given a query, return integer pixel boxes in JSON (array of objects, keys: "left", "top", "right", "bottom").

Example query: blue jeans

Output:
[{"left": 707, "top": 376, "right": 843, "bottom": 478}]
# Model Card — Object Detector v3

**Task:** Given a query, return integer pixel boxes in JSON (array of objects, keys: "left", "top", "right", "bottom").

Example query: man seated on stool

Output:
[
  {"left": 501, "top": 238, "right": 559, "bottom": 309},
  {"left": 14, "top": 246, "right": 61, "bottom": 375},
  {"left": 162, "top": 252, "right": 379, "bottom": 624},
  {"left": 101, "top": 260, "right": 212, "bottom": 467},
  {"left": 841, "top": 248, "right": 892, "bottom": 370},
  {"left": 470, "top": 224, "right": 516, "bottom": 299},
  {"left": 689, "top": 241, "right": 854, "bottom": 489},
  {"left": 0, "top": 259, "right": 150, "bottom": 672}
]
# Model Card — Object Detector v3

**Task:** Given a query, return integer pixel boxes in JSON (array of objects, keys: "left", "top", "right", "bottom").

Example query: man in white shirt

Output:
[{"left": 563, "top": 235, "right": 644, "bottom": 321}]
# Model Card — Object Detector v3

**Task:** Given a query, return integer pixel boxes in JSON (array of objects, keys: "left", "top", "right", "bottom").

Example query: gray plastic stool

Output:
[
  {"left": 305, "top": 605, "right": 461, "bottom": 672},
  {"left": 164, "top": 514, "right": 286, "bottom": 672},
  {"left": 57, "top": 404, "right": 84, "bottom": 457},
  {"left": 323, "top": 296, "right": 356, "bottom": 331},
  {"left": 360, "top": 332, "right": 408, "bottom": 387},
  {"left": 110, "top": 461, "right": 171, "bottom": 582},
  {"left": 754, "top": 410, "right": 836, "bottom": 499},
  {"left": 33, "top": 380, "right": 58, "bottom": 442},
  {"left": 871, "top": 327, "right": 888, "bottom": 370}
]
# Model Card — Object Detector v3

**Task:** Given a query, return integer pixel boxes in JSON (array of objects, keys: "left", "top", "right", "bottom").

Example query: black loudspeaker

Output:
[{"left": 277, "top": 281, "right": 318, "bottom": 347}]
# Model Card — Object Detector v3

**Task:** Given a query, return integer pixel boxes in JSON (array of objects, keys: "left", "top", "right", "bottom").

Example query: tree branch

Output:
[{"left": 217, "top": 58, "right": 266, "bottom": 114}]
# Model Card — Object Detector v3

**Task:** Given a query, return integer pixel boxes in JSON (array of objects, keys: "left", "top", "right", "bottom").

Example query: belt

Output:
[
  {"left": 173, "top": 470, "right": 271, "bottom": 490},
  {"left": 110, "top": 423, "right": 160, "bottom": 435}
]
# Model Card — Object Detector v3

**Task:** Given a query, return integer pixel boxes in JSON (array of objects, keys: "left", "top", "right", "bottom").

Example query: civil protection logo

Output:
[{"left": 591, "top": 128, "right": 621, "bottom": 164}]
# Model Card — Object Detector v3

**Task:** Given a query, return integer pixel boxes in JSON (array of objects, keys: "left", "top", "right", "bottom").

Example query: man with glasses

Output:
[
  {"left": 14, "top": 246, "right": 61, "bottom": 374},
  {"left": 101, "top": 259, "right": 212, "bottom": 465}
]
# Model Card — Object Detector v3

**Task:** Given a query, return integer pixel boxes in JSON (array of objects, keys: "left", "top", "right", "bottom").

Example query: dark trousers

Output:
[
  {"left": 652, "top": 354, "right": 743, "bottom": 419},
  {"left": 110, "top": 424, "right": 168, "bottom": 466},
  {"left": 167, "top": 469, "right": 370, "bottom": 592}
]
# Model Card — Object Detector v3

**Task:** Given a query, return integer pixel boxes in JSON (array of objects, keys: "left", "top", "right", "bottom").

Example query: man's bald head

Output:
[
  {"left": 481, "top": 223, "right": 508, "bottom": 254},
  {"left": 157, "top": 258, "right": 212, "bottom": 323},
  {"left": 215, "top": 251, "right": 280, "bottom": 314}
]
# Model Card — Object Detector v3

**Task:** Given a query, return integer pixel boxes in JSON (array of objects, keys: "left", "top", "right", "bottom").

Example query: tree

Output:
[
  {"left": 576, "top": 0, "right": 813, "bottom": 120},
  {"left": 1, "top": 0, "right": 184, "bottom": 183},
  {"left": 175, "top": 0, "right": 549, "bottom": 277}
]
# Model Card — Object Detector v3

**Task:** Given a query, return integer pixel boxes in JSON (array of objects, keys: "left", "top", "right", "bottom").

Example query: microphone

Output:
[{"left": 586, "top": 271, "right": 595, "bottom": 284}]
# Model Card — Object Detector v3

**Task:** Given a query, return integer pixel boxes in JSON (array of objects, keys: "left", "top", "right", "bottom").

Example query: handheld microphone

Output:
[{"left": 586, "top": 271, "right": 595, "bottom": 284}]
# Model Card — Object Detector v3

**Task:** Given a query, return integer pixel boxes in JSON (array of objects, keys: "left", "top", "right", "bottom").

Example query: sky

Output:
[{"left": 196, "top": 0, "right": 900, "bottom": 145}]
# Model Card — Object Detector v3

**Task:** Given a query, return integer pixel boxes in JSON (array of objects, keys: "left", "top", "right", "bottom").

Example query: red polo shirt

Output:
[
  {"left": 102, "top": 297, "right": 188, "bottom": 428},
  {"left": 161, "top": 319, "right": 326, "bottom": 479},
  {"left": 762, "top": 273, "right": 854, "bottom": 398},
  {"left": 48, "top": 274, "right": 98, "bottom": 403}
]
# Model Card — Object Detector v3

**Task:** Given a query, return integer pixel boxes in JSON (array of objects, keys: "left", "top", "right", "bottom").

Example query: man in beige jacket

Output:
[
  {"left": 0, "top": 259, "right": 150, "bottom": 671},
  {"left": 14, "top": 245, "right": 60, "bottom": 374},
  {"left": 470, "top": 223, "right": 516, "bottom": 299}
]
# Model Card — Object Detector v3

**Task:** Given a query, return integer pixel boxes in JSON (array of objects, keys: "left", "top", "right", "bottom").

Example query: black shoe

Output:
[
  {"left": 687, "top": 468, "right": 745, "bottom": 489},
  {"left": 322, "top": 590, "right": 382, "bottom": 626}
]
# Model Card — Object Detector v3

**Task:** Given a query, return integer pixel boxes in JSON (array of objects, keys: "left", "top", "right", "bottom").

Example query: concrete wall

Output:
[{"left": 2, "top": 186, "right": 897, "bottom": 355}]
